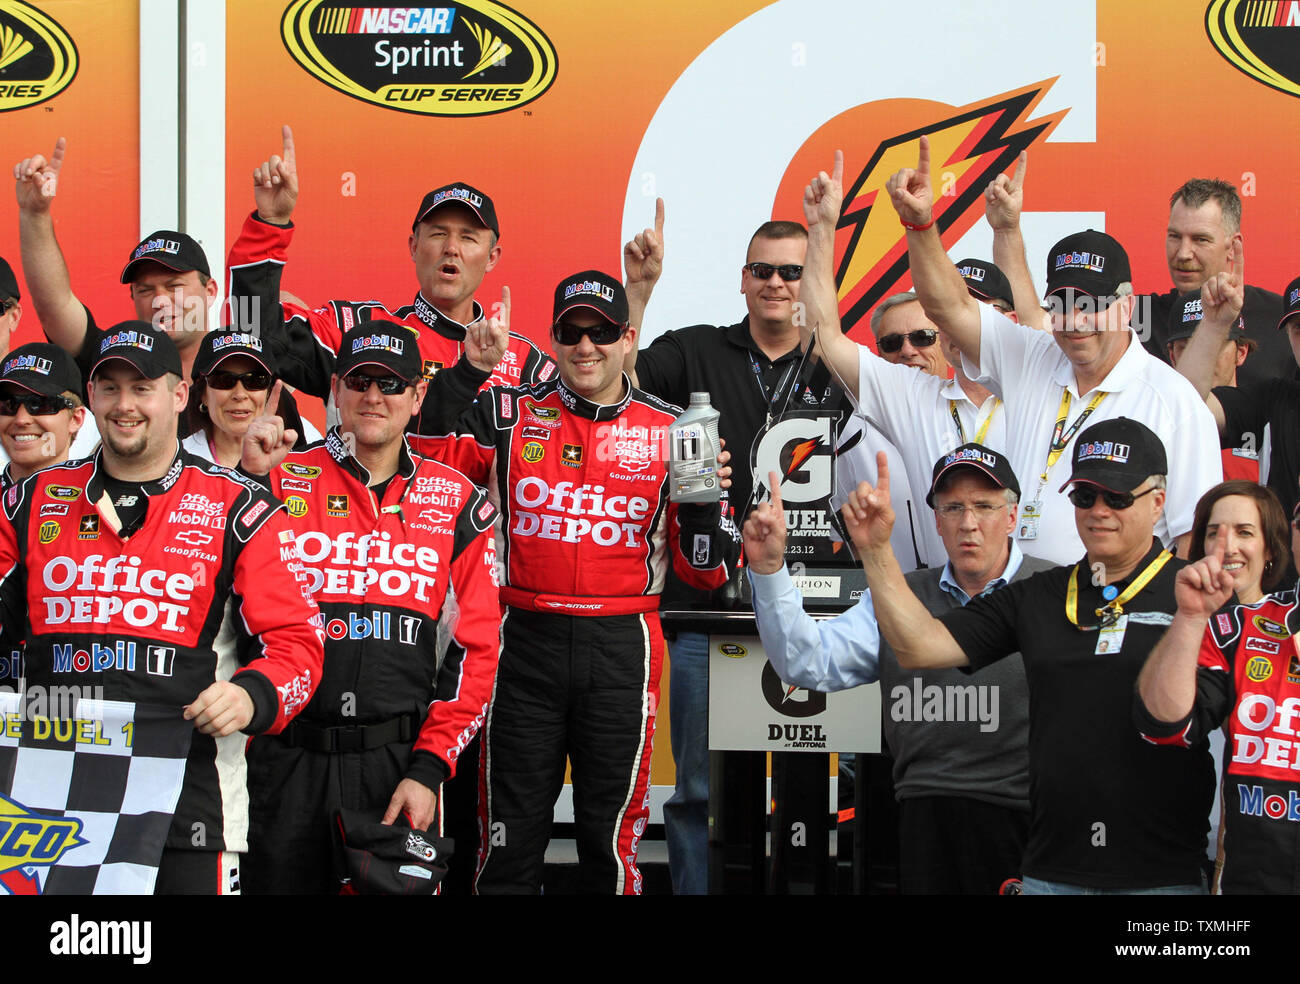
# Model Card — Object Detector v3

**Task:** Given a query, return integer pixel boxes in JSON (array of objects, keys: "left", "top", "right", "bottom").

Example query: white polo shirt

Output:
[
  {"left": 854, "top": 348, "right": 1009, "bottom": 569},
  {"left": 964, "top": 304, "right": 1222, "bottom": 565}
]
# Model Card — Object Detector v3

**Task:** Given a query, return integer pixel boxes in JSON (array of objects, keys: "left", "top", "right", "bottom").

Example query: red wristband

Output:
[{"left": 900, "top": 216, "right": 936, "bottom": 232}]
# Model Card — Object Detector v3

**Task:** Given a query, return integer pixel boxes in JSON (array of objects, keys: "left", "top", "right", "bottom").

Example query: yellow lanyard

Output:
[
  {"left": 1038, "top": 388, "right": 1107, "bottom": 487},
  {"left": 949, "top": 397, "right": 1000, "bottom": 446},
  {"left": 1066, "top": 550, "right": 1173, "bottom": 628}
]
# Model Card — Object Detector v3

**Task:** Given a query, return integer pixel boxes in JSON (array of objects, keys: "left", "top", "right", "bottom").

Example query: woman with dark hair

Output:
[
  {"left": 183, "top": 329, "right": 318, "bottom": 465},
  {"left": 1136, "top": 480, "right": 1300, "bottom": 893}
]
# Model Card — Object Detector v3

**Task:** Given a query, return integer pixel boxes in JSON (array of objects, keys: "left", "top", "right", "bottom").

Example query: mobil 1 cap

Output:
[
  {"left": 1059, "top": 417, "right": 1166, "bottom": 494},
  {"left": 411, "top": 182, "right": 499, "bottom": 238},
  {"left": 1045, "top": 230, "right": 1131, "bottom": 300},
  {"left": 1278, "top": 275, "right": 1300, "bottom": 331},
  {"left": 335, "top": 322, "right": 422, "bottom": 383},
  {"left": 90, "top": 320, "right": 182, "bottom": 379},
  {"left": 193, "top": 329, "right": 278, "bottom": 378},
  {"left": 0, "top": 342, "right": 81, "bottom": 397},
  {"left": 955, "top": 258, "right": 1014, "bottom": 309},
  {"left": 553, "top": 271, "right": 628, "bottom": 326},
  {"left": 120, "top": 230, "right": 211, "bottom": 283},
  {"left": 925, "top": 443, "right": 1020, "bottom": 507},
  {"left": 1166, "top": 290, "right": 1246, "bottom": 345}
]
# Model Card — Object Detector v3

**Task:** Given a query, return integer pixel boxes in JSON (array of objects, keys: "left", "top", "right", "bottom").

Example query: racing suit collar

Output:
[
  {"left": 412, "top": 292, "right": 485, "bottom": 341},
  {"left": 556, "top": 375, "right": 633, "bottom": 422},
  {"left": 86, "top": 441, "right": 187, "bottom": 502},
  {"left": 325, "top": 426, "right": 418, "bottom": 487}
]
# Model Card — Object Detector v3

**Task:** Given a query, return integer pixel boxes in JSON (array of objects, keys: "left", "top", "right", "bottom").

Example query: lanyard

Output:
[
  {"left": 1066, "top": 549, "right": 1172, "bottom": 628},
  {"left": 949, "top": 397, "right": 1000, "bottom": 446},
  {"left": 749, "top": 352, "right": 799, "bottom": 425}
]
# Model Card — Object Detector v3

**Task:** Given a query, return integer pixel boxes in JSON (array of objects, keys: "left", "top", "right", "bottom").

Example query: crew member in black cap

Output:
[
  {"left": 838, "top": 417, "right": 1215, "bottom": 893},
  {"left": 223, "top": 125, "right": 551, "bottom": 427},
  {"left": 747, "top": 444, "right": 1051, "bottom": 893},
  {"left": 14, "top": 138, "right": 220, "bottom": 384},
  {"left": 0, "top": 342, "right": 96, "bottom": 485},
  {"left": 1177, "top": 268, "right": 1300, "bottom": 515},
  {"left": 0, "top": 256, "right": 24, "bottom": 362}
]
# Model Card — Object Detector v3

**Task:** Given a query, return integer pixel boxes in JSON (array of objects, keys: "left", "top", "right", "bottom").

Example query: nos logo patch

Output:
[{"left": 281, "top": 0, "right": 558, "bottom": 117}]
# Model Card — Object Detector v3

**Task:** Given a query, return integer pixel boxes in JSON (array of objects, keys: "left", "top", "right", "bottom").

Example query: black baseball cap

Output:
[
  {"left": 411, "top": 182, "right": 499, "bottom": 238},
  {"left": 0, "top": 342, "right": 81, "bottom": 397},
  {"left": 193, "top": 329, "right": 278, "bottom": 378},
  {"left": 90, "top": 320, "right": 182, "bottom": 380},
  {"left": 333, "top": 809, "right": 450, "bottom": 895},
  {"left": 1045, "top": 230, "right": 1131, "bottom": 299},
  {"left": 1059, "top": 417, "right": 1167, "bottom": 494},
  {"left": 925, "top": 443, "right": 1020, "bottom": 506},
  {"left": 120, "top": 230, "right": 211, "bottom": 283},
  {"left": 0, "top": 257, "right": 19, "bottom": 302},
  {"left": 1165, "top": 290, "right": 1247, "bottom": 345},
  {"left": 552, "top": 271, "right": 628, "bottom": 326},
  {"left": 1277, "top": 276, "right": 1300, "bottom": 331},
  {"left": 335, "top": 322, "right": 422, "bottom": 383},
  {"left": 955, "top": 258, "right": 1014, "bottom": 309}
]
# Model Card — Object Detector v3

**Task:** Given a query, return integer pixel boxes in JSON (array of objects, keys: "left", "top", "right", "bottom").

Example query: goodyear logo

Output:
[
  {"left": 281, "top": 0, "right": 557, "bottom": 117},
  {"left": 1207, "top": 0, "right": 1300, "bottom": 99},
  {"left": 0, "top": 793, "right": 84, "bottom": 879},
  {"left": 0, "top": 2, "right": 78, "bottom": 112}
]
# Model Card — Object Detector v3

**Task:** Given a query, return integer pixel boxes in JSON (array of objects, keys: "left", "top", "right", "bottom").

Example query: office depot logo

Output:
[{"left": 281, "top": 0, "right": 558, "bottom": 117}]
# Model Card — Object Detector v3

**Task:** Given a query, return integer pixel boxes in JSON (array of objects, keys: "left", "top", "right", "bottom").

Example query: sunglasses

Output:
[
  {"left": 0, "top": 393, "right": 73, "bottom": 417},
  {"left": 552, "top": 320, "right": 628, "bottom": 347},
  {"left": 742, "top": 262, "right": 803, "bottom": 282},
  {"left": 341, "top": 373, "right": 410, "bottom": 395},
  {"left": 205, "top": 369, "right": 273, "bottom": 391},
  {"left": 877, "top": 329, "right": 939, "bottom": 354},
  {"left": 1067, "top": 484, "right": 1157, "bottom": 510}
]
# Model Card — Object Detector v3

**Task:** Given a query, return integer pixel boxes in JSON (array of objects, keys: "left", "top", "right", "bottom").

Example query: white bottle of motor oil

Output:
[{"left": 669, "top": 392, "right": 722, "bottom": 503}]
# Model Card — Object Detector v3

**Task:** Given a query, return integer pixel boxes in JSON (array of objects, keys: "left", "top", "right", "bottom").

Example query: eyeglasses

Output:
[
  {"left": 552, "top": 320, "right": 628, "bottom": 347},
  {"left": 0, "top": 393, "right": 74, "bottom": 417},
  {"left": 205, "top": 369, "right": 273, "bottom": 391},
  {"left": 1067, "top": 484, "right": 1157, "bottom": 510},
  {"left": 341, "top": 373, "right": 410, "bottom": 395},
  {"left": 0, "top": 299, "right": 15, "bottom": 315},
  {"left": 936, "top": 502, "right": 1009, "bottom": 519},
  {"left": 877, "top": 329, "right": 939, "bottom": 354},
  {"left": 742, "top": 262, "right": 803, "bottom": 282}
]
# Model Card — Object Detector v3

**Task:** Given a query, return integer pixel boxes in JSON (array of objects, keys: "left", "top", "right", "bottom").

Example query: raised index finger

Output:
[
  {"left": 266, "top": 378, "right": 284, "bottom": 415},
  {"left": 917, "top": 135, "right": 930, "bottom": 179},
  {"left": 767, "top": 470, "right": 783, "bottom": 512},
  {"left": 831, "top": 149, "right": 844, "bottom": 185},
  {"left": 653, "top": 197, "right": 664, "bottom": 238},
  {"left": 281, "top": 124, "right": 296, "bottom": 163},
  {"left": 875, "top": 450, "right": 890, "bottom": 497},
  {"left": 1010, "top": 150, "right": 1027, "bottom": 190},
  {"left": 50, "top": 137, "right": 66, "bottom": 173}
]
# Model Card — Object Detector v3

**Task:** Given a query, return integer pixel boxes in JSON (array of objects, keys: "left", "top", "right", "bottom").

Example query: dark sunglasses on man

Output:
[
  {"left": 741, "top": 262, "right": 803, "bottom": 282},
  {"left": 1066, "top": 484, "right": 1158, "bottom": 511},
  {"left": 877, "top": 328, "right": 939, "bottom": 354},
  {"left": 552, "top": 320, "right": 629, "bottom": 347},
  {"left": 0, "top": 392, "right": 74, "bottom": 417},
  {"left": 341, "top": 373, "right": 411, "bottom": 395},
  {"left": 204, "top": 369, "right": 273, "bottom": 392}
]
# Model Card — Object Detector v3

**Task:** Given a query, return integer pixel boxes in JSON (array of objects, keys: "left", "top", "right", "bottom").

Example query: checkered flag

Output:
[{"left": 0, "top": 691, "right": 192, "bottom": 894}]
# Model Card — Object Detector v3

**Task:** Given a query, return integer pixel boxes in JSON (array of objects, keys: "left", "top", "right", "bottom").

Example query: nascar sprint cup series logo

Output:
[
  {"left": 1206, "top": 0, "right": 1300, "bottom": 98},
  {"left": 281, "top": 1, "right": 557, "bottom": 116},
  {"left": 0, "top": 1, "right": 78, "bottom": 112}
]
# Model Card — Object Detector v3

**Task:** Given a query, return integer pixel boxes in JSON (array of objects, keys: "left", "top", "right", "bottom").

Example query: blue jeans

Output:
[
  {"left": 1021, "top": 875, "right": 1207, "bottom": 895},
  {"left": 663, "top": 631, "right": 709, "bottom": 895}
]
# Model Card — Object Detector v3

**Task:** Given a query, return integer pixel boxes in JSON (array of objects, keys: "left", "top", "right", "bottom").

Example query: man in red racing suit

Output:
[
  {"left": 419, "top": 271, "right": 740, "bottom": 894},
  {"left": 225, "top": 126, "right": 555, "bottom": 409},
  {"left": 0, "top": 321, "right": 324, "bottom": 894},
  {"left": 240, "top": 324, "right": 502, "bottom": 894}
]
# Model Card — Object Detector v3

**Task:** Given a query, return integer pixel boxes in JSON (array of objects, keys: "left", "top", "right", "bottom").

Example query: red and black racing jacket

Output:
[
  {"left": 0, "top": 446, "right": 324, "bottom": 853},
  {"left": 225, "top": 212, "right": 557, "bottom": 407},
  {"left": 1135, "top": 587, "right": 1300, "bottom": 892},
  {"left": 414, "top": 377, "right": 739, "bottom": 615},
  {"left": 265, "top": 428, "right": 501, "bottom": 789}
]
